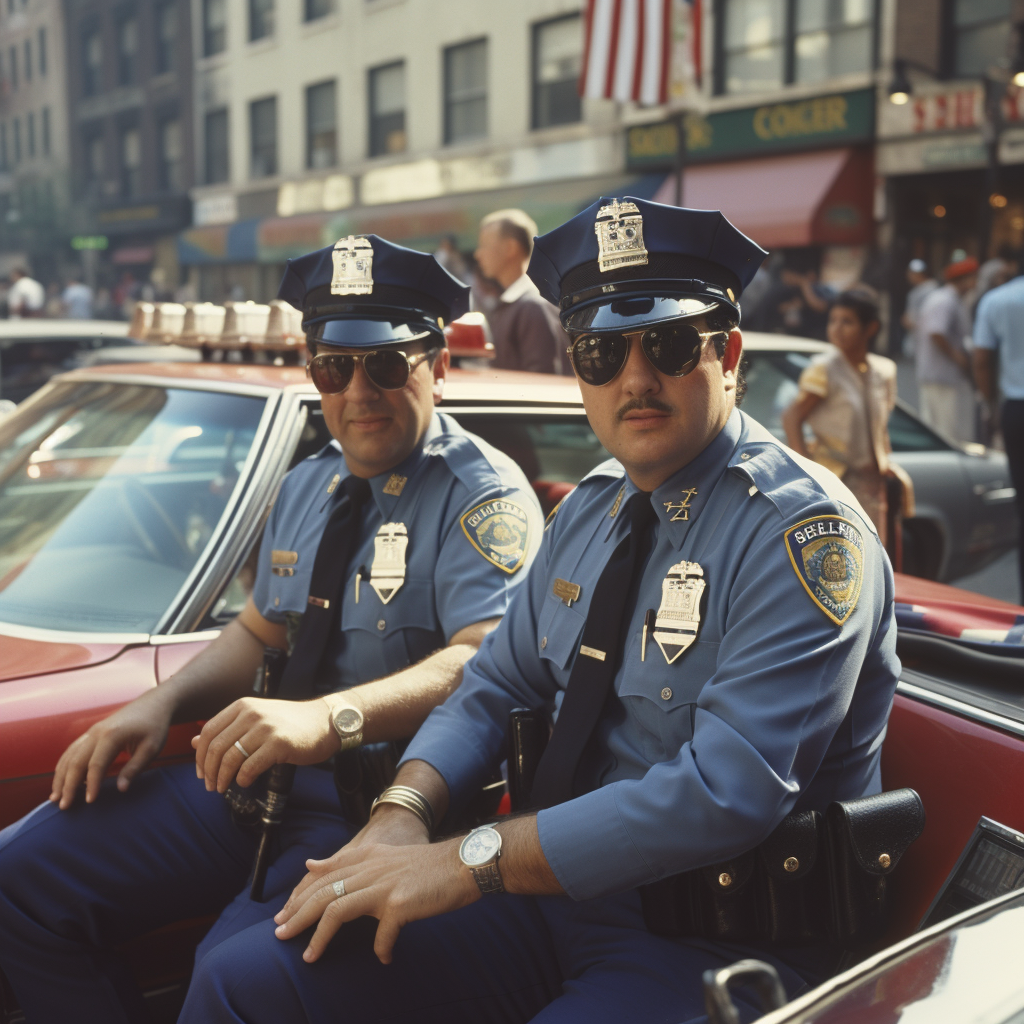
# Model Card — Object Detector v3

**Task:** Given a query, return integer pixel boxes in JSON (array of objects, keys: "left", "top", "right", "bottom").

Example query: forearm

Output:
[
  {"left": 930, "top": 332, "right": 967, "bottom": 371},
  {"left": 494, "top": 815, "right": 563, "bottom": 895},
  {"left": 781, "top": 407, "right": 809, "bottom": 456},
  {"left": 975, "top": 350, "right": 997, "bottom": 402},
  {"left": 323, "top": 618, "right": 500, "bottom": 745}
]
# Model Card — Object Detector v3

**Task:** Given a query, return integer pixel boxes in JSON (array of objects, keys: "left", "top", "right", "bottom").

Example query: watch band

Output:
[{"left": 468, "top": 860, "right": 505, "bottom": 895}]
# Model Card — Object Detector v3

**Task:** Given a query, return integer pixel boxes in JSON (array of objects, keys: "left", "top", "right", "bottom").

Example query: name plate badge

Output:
[
  {"left": 553, "top": 578, "right": 581, "bottom": 607},
  {"left": 271, "top": 550, "right": 298, "bottom": 566},
  {"left": 652, "top": 561, "right": 706, "bottom": 664}
]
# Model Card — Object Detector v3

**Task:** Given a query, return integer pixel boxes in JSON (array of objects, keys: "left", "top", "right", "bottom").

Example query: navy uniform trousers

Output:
[{"left": 0, "top": 763, "right": 351, "bottom": 1024}]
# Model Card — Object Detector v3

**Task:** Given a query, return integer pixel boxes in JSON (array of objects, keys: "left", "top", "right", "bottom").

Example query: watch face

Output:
[
  {"left": 461, "top": 828, "right": 501, "bottom": 866},
  {"left": 334, "top": 707, "right": 362, "bottom": 735}
]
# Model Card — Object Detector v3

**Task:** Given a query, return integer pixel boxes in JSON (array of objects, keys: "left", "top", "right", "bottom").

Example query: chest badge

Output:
[
  {"left": 663, "top": 487, "right": 698, "bottom": 522},
  {"left": 784, "top": 516, "right": 864, "bottom": 625},
  {"left": 460, "top": 499, "right": 531, "bottom": 574},
  {"left": 652, "top": 561, "right": 706, "bottom": 664},
  {"left": 370, "top": 522, "right": 408, "bottom": 605}
]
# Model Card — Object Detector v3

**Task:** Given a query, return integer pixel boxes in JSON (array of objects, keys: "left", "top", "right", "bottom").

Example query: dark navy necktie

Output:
[
  {"left": 277, "top": 474, "right": 372, "bottom": 699},
  {"left": 531, "top": 492, "right": 658, "bottom": 809}
]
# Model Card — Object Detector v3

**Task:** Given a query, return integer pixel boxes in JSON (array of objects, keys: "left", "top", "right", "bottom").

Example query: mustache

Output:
[{"left": 616, "top": 397, "right": 674, "bottom": 422}]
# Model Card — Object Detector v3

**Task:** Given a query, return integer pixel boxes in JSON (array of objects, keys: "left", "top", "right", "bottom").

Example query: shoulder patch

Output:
[
  {"left": 784, "top": 515, "right": 864, "bottom": 625},
  {"left": 460, "top": 499, "right": 531, "bottom": 574}
]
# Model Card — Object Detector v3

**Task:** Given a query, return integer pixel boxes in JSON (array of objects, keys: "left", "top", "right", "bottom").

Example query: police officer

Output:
[
  {"left": 0, "top": 235, "right": 542, "bottom": 1023},
  {"left": 181, "top": 200, "right": 899, "bottom": 1024}
]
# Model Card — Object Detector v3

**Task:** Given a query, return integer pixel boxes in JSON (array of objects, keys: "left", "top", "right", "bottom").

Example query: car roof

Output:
[{"left": 0, "top": 319, "right": 130, "bottom": 339}]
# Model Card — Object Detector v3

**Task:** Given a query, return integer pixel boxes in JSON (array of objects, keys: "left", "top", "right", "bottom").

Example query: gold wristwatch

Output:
[{"left": 330, "top": 704, "right": 364, "bottom": 752}]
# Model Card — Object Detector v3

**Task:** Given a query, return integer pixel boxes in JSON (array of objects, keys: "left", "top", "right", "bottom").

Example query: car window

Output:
[
  {"left": 0, "top": 380, "right": 267, "bottom": 633},
  {"left": 0, "top": 336, "right": 127, "bottom": 404}
]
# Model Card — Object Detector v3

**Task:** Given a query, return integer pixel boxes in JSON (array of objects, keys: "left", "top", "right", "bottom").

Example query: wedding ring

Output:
[
  {"left": 233, "top": 740, "right": 251, "bottom": 759},
  {"left": 332, "top": 879, "right": 346, "bottom": 898}
]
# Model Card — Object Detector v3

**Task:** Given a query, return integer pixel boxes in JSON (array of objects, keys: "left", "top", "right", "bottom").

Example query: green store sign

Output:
[{"left": 627, "top": 88, "right": 875, "bottom": 169}]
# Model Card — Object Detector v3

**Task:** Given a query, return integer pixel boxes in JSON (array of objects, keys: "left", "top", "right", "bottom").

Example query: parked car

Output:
[
  {"left": 0, "top": 353, "right": 1021, "bottom": 1022},
  {"left": 0, "top": 319, "right": 131, "bottom": 404}
]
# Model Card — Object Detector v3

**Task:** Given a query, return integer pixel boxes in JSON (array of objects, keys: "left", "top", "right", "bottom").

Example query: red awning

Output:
[{"left": 653, "top": 147, "right": 874, "bottom": 249}]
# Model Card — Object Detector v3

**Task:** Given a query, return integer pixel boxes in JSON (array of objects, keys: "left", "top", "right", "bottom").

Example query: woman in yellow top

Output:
[{"left": 782, "top": 286, "right": 900, "bottom": 547}]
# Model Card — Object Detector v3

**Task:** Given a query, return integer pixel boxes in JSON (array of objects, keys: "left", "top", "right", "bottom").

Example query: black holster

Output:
[
  {"left": 332, "top": 740, "right": 407, "bottom": 827},
  {"left": 641, "top": 789, "right": 925, "bottom": 949}
]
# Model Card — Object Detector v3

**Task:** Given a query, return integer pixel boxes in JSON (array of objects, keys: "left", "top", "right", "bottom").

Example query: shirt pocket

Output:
[
  {"left": 266, "top": 565, "right": 313, "bottom": 618},
  {"left": 341, "top": 578, "right": 440, "bottom": 673},
  {"left": 617, "top": 637, "right": 720, "bottom": 763},
  {"left": 536, "top": 597, "right": 586, "bottom": 672}
]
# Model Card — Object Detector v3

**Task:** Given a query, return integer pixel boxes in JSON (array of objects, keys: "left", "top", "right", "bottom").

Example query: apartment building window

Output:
[
  {"left": 41, "top": 106, "right": 49, "bottom": 156},
  {"left": 156, "top": 1, "right": 178, "bottom": 74},
  {"left": 306, "top": 80, "right": 336, "bottom": 168},
  {"left": 249, "top": 0, "right": 273, "bottom": 41},
  {"left": 250, "top": 96, "right": 277, "bottom": 177},
  {"left": 82, "top": 29, "right": 102, "bottom": 96},
  {"left": 368, "top": 61, "right": 405, "bottom": 156},
  {"left": 8, "top": 46, "right": 16, "bottom": 90},
  {"left": 117, "top": 16, "right": 137, "bottom": 86},
  {"left": 27, "top": 111, "right": 34, "bottom": 157},
  {"left": 532, "top": 13, "right": 582, "bottom": 129},
  {"left": 13, "top": 118, "right": 20, "bottom": 163},
  {"left": 204, "top": 0, "right": 226, "bottom": 56},
  {"left": 121, "top": 126, "right": 141, "bottom": 196},
  {"left": 304, "top": 0, "right": 332, "bottom": 22},
  {"left": 953, "top": 0, "right": 1011, "bottom": 77},
  {"left": 716, "top": 0, "right": 876, "bottom": 94},
  {"left": 23, "top": 38, "right": 30, "bottom": 82},
  {"left": 205, "top": 107, "right": 229, "bottom": 182},
  {"left": 159, "top": 117, "right": 182, "bottom": 190},
  {"left": 444, "top": 39, "right": 487, "bottom": 144},
  {"left": 38, "top": 28, "right": 46, "bottom": 76}
]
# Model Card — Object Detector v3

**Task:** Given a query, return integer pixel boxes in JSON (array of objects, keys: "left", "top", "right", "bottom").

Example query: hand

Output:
[
  {"left": 272, "top": 830, "right": 478, "bottom": 964},
  {"left": 192, "top": 696, "right": 340, "bottom": 793},
  {"left": 50, "top": 691, "right": 173, "bottom": 809}
]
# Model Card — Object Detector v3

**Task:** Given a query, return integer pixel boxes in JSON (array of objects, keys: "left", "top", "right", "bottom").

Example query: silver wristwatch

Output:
[
  {"left": 330, "top": 704, "right": 364, "bottom": 752},
  {"left": 459, "top": 823, "right": 504, "bottom": 894}
]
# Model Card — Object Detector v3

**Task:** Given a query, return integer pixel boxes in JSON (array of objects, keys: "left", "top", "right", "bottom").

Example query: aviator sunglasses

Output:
[
  {"left": 566, "top": 322, "right": 725, "bottom": 388},
  {"left": 308, "top": 345, "right": 440, "bottom": 395}
]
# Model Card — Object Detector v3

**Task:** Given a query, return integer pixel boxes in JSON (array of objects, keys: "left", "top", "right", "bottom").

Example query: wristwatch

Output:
[
  {"left": 330, "top": 704, "right": 364, "bottom": 752},
  {"left": 459, "top": 823, "right": 504, "bottom": 894}
]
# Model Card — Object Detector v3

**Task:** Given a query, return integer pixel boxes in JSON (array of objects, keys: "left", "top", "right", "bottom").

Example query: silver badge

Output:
[
  {"left": 370, "top": 522, "right": 408, "bottom": 604},
  {"left": 331, "top": 236, "right": 374, "bottom": 296},
  {"left": 652, "top": 561, "right": 706, "bottom": 664},
  {"left": 594, "top": 200, "right": 649, "bottom": 274}
]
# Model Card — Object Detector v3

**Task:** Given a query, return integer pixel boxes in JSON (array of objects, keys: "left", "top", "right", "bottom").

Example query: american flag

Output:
[{"left": 579, "top": 0, "right": 701, "bottom": 107}]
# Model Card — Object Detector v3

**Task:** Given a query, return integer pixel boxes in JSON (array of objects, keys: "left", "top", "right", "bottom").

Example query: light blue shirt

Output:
[
  {"left": 974, "top": 276, "right": 1024, "bottom": 400},
  {"left": 402, "top": 409, "right": 899, "bottom": 901},
  {"left": 252, "top": 412, "right": 543, "bottom": 690}
]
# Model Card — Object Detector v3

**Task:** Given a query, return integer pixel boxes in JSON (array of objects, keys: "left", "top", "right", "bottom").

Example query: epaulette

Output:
[{"left": 422, "top": 431, "right": 515, "bottom": 494}]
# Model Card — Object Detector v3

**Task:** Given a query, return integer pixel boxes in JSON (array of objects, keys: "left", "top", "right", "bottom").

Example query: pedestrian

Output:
[
  {"left": 0, "top": 234, "right": 544, "bottom": 1022},
  {"left": 474, "top": 208, "right": 569, "bottom": 374},
  {"left": 181, "top": 199, "right": 900, "bottom": 1024},
  {"left": 900, "top": 259, "right": 937, "bottom": 359},
  {"left": 433, "top": 234, "right": 470, "bottom": 283},
  {"left": 915, "top": 253, "right": 977, "bottom": 441},
  {"left": 7, "top": 267, "right": 45, "bottom": 318},
  {"left": 974, "top": 258, "right": 1024, "bottom": 600},
  {"left": 781, "top": 286, "right": 902, "bottom": 551},
  {"left": 61, "top": 273, "right": 94, "bottom": 319}
]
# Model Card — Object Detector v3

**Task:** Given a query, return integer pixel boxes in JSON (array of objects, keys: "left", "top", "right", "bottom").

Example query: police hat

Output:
[
  {"left": 527, "top": 197, "right": 767, "bottom": 334},
  {"left": 277, "top": 234, "right": 470, "bottom": 350}
]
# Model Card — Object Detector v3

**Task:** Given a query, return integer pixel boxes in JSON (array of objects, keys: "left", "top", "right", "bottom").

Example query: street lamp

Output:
[{"left": 887, "top": 60, "right": 912, "bottom": 106}]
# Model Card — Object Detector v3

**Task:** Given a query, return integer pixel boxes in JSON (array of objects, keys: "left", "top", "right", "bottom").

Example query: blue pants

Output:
[
  {"left": 0, "top": 762, "right": 350, "bottom": 1024},
  {"left": 181, "top": 887, "right": 833, "bottom": 1024}
]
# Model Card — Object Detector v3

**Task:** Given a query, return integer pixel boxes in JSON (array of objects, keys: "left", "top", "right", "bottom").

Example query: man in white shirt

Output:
[
  {"left": 7, "top": 267, "right": 46, "bottom": 319},
  {"left": 61, "top": 275, "right": 94, "bottom": 320}
]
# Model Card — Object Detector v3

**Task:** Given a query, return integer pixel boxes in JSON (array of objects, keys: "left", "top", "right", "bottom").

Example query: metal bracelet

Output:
[{"left": 369, "top": 785, "right": 435, "bottom": 834}]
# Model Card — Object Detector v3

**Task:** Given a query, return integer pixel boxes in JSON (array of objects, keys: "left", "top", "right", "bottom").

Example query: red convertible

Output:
[{"left": 0, "top": 352, "right": 1022, "bottom": 1022}]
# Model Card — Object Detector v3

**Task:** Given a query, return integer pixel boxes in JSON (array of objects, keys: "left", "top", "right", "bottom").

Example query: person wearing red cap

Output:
[{"left": 914, "top": 252, "right": 978, "bottom": 442}]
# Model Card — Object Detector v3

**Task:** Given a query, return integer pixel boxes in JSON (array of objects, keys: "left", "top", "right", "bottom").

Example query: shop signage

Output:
[
  {"left": 93, "top": 196, "right": 192, "bottom": 235},
  {"left": 70, "top": 235, "right": 108, "bottom": 250},
  {"left": 878, "top": 81, "right": 1024, "bottom": 141},
  {"left": 194, "top": 194, "right": 238, "bottom": 227},
  {"left": 626, "top": 88, "right": 875, "bottom": 170}
]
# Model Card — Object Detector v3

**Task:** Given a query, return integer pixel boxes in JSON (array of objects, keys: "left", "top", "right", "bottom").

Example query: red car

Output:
[{"left": 0, "top": 356, "right": 1022, "bottom": 1022}]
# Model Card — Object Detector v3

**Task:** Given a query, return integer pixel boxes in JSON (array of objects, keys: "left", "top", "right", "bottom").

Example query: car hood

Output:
[{"left": 0, "top": 631, "right": 132, "bottom": 683}]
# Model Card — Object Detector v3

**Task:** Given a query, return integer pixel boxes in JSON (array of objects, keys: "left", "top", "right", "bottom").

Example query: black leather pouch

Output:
[
  {"left": 825, "top": 788, "right": 925, "bottom": 947},
  {"left": 756, "top": 810, "right": 829, "bottom": 945},
  {"left": 333, "top": 741, "right": 406, "bottom": 827},
  {"left": 697, "top": 851, "right": 759, "bottom": 942}
]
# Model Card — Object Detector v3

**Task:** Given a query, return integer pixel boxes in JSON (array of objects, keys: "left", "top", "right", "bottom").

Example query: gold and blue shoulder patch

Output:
[
  {"left": 784, "top": 515, "right": 864, "bottom": 625},
  {"left": 461, "top": 499, "right": 531, "bottom": 574}
]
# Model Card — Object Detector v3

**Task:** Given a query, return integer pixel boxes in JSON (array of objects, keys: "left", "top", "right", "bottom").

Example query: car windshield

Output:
[{"left": 0, "top": 381, "right": 267, "bottom": 634}]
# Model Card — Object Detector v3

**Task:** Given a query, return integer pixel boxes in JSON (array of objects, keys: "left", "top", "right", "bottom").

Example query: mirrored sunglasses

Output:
[{"left": 308, "top": 347, "right": 439, "bottom": 395}]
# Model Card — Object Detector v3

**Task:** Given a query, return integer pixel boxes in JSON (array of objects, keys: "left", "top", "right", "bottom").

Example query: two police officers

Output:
[
  {"left": 181, "top": 199, "right": 899, "bottom": 1024},
  {"left": 0, "top": 236, "right": 542, "bottom": 1022}
]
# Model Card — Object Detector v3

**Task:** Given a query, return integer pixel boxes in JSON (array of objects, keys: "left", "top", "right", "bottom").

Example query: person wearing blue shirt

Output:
[
  {"left": 0, "top": 236, "right": 542, "bottom": 1023},
  {"left": 975, "top": 264, "right": 1024, "bottom": 599},
  {"left": 182, "top": 200, "right": 900, "bottom": 1024}
]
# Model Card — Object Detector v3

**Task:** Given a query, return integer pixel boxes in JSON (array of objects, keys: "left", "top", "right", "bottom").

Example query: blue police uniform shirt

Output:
[
  {"left": 402, "top": 408, "right": 899, "bottom": 901},
  {"left": 974, "top": 276, "right": 1024, "bottom": 400},
  {"left": 251, "top": 412, "right": 543, "bottom": 689}
]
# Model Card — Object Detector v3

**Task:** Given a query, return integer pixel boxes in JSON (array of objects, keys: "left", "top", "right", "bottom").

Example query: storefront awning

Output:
[
  {"left": 179, "top": 173, "right": 666, "bottom": 265},
  {"left": 652, "top": 147, "right": 874, "bottom": 249}
]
